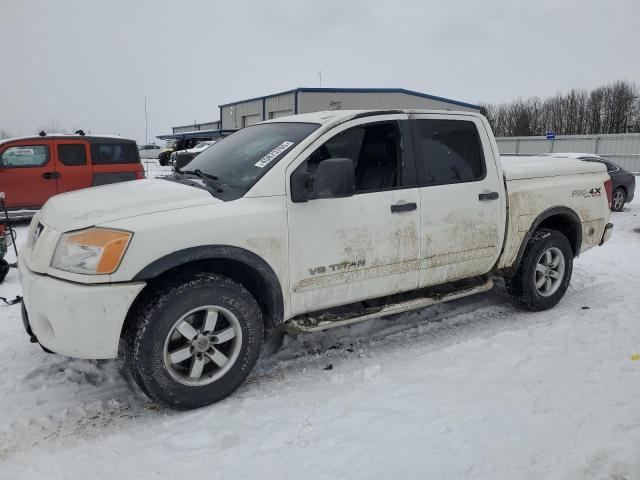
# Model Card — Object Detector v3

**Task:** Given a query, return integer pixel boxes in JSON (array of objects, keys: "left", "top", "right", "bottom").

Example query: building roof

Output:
[
  {"left": 156, "top": 129, "right": 236, "bottom": 141},
  {"left": 218, "top": 87, "right": 481, "bottom": 111}
]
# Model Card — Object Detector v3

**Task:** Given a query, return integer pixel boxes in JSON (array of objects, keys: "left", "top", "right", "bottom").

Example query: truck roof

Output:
[
  {"left": 262, "top": 109, "right": 484, "bottom": 127},
  {"left": 538, "top": 152, "right": 605, "bottom": 160}
]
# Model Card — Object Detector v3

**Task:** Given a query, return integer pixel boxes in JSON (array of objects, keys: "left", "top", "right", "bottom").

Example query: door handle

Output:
[
  {"left": 42, "top": 172, "right": 61, "bottom": 179},
  {"left": 390, "top": 202, "right": 417, "bottom": 213},
  {"left": 478, "top": 191, "right": 499, "bottom": 201}
]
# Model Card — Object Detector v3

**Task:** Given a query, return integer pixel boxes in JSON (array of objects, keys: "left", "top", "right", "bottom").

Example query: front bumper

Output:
[{"left": 19, "top": 260, "right": 145, "bottom": 359}]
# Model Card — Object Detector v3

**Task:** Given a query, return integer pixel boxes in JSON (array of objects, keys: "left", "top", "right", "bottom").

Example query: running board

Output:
[{"left": 285, "top": 279, "right": 494, "bottom": 333}]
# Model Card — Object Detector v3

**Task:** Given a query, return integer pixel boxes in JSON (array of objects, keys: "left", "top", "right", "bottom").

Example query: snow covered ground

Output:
[{"left": 0, "top": 167, "right": 639, "bottom": 479}]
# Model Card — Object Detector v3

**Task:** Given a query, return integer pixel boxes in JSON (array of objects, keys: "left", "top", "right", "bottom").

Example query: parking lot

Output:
[{"left": 1, "top": 164, "right": 638, "bottom": 479}]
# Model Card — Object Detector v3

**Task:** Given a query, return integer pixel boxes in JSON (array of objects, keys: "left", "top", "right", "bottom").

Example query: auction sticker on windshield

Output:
[{"left": 254, "top": 141, "right": 294, "bottom": 168}]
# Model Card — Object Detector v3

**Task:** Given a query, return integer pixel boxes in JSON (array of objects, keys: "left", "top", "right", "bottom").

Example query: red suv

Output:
[{"left": 0, "top": 134, "right": 145, "bottom": 218}]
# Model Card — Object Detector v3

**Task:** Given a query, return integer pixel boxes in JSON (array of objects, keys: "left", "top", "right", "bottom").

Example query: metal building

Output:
[
  {"left": 159, "top": 87, "right": 481, "bottom": 141},
  {"left": 157, "top": 121, "right": 232, "bottom": 142},
  {"left": 496, "top": 133, "right": 640, "bottom": 172},
  {"left": 172, "top": 121, "right": 221, "bottom": 134},
  {"left": 218, "top": 87, "right": 481, "bottom": 130}
]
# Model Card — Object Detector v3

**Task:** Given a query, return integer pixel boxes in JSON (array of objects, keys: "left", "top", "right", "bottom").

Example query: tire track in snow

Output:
[{"left": 0, "top": 272, "right": 623, "bottom": 463}]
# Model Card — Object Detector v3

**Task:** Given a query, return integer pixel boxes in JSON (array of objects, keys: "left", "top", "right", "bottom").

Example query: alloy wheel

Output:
[
  {"left": 163, "top": 306, "right": 243, "bottom": 386},
  {"left": 534, "top": 247, "right": 565, "bottom": 297},
  {"left": 613, "top": 190, "right": 624, "bottom": 210}
]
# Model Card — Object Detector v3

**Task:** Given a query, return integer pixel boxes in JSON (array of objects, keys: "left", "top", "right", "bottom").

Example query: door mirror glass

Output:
[{"left": 291, "top": 158, "right": 355, "bottom": 202}]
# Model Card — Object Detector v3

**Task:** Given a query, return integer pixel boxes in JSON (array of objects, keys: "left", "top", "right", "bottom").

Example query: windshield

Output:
[
  {"left": 194, "top": 142, "right": 213, "bottom": 149},
  {"left": 183, "top": 122, "right": 320, "bottom": 194}
]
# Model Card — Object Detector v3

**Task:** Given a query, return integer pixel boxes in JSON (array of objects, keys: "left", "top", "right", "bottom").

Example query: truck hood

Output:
[
  {"left": 501, "top": 155, "right": 607, "bottom": 181},
  {"left": 40, "top": 179, "right": 217, "bottom": 232}
]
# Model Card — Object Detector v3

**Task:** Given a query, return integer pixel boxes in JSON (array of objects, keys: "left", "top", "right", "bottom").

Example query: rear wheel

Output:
[
  {"left": 125, "top": 273, "right": 263, "bottom": 409},
  {"left": 612, "top": 187, "right": 626, "bottom": 212},
  {"left": 506, "top": 229, "right": 573, "bottom": 311}
]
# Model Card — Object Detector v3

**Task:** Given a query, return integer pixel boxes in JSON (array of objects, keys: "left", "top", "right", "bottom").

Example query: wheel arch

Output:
[
  {"left": 506, "top": 206, "right": 582, "bottom": 277},
  {"left": 124, "top": 245, "right": 285, "bottom": 333},
  {"left": 613, "top": 184, "right": 627, "bottom": 196}
]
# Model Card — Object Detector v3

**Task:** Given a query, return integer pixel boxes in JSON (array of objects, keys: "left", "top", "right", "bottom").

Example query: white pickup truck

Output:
[{"left": 18, "top": 109, "right": 613, "bottom": 409}]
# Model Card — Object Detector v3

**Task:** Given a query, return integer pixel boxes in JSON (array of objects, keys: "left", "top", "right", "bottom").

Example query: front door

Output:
[
  {"left": 410, "top": 113, "right": 505, "bottom": 287},
  {"left": 53, "top": 140, "right": 93, "bottom": 193},
  {"left": 286, "top": 114, "right": 421, "bottom": 316},
  {"left": 0, "top": 141, "right": 57, "bottom": 209}
]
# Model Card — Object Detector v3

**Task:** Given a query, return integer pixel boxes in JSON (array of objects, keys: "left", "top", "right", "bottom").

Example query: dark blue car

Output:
[{"left": 552, "top": 153, "right": 636, "bottom": 211}]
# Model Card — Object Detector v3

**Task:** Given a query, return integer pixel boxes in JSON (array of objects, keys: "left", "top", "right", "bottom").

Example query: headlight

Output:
[{"left": 51, "top": 227, "right": 133, "bottom": 275}]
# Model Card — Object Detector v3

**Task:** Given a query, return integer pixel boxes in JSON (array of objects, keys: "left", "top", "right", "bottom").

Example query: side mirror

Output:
[{"left": 291, "top": 158, "right": 355, "bottom": 202}]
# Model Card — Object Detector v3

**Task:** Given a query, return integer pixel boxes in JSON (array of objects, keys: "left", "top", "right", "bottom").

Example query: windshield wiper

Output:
[{"left": 180, "top": 169, "right": 224, "bottom": 193}]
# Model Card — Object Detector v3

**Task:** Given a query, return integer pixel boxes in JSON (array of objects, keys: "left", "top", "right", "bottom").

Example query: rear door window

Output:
[
  {"left": 91, "top": 143, "right": 139, "bottom": 164},
  {"left": 57, "top": 144, "right": 87, "bottom": 166},
  {"left": 1, "top": 145, "right": 49, "bottom": 167},
  {"left": 413, "top": 119, "right": 486, "bottom": 186}
]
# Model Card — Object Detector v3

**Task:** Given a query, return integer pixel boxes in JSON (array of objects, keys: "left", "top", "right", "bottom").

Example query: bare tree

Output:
[
  {"left": 36, "top": 120, "right": 69, "bottom": 135},
  {"left": 482, "top": 80, "right": 640, "bottom": 136},
  {"left": 0, "top": 129, "right": 12, "bottom": 139}
]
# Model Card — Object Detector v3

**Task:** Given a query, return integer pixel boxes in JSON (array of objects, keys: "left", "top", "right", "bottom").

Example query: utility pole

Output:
[
  {"left": 144, "top": 96, "right": 148, "bottom": 145},
  {"left": 319, "top": 70, "right": 322, "bottom": 88}
]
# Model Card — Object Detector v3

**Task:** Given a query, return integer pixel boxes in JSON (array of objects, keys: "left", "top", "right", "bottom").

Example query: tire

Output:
[
  {"left": 125, "top": 273, "right": 263, "bottom": 409},
  {"left": 158, "top": 155, "right": 168, "bottom": 167},
  {"left": 0, "top": 258, "right": 8, "bottom": 283},
  {"left": 612, "top": 187, "right": 626, "bottom": 212},
  {"left": 505, "top": 229, "right": 573, "bottom": 311}
]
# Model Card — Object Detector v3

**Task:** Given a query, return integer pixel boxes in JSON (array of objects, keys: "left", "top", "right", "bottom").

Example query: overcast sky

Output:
[{"left": 1, "top": 0, "right": 639, "bottom": 143}]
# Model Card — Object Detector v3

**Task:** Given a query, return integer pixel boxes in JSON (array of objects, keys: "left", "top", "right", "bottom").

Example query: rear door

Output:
[
  {"left": 410, "top": 113, "right": 505, "bottom": 287},
  {"left": 0, "top": 140, "right": 57, "bottom": 209},
  {"left": 53, "top": 140, "right": 93, "bottom": 193}
]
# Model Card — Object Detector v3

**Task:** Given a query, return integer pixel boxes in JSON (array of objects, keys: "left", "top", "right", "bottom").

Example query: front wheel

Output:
[
  {"left": 506, "top": 229, "right": 573, "bottom": 311},
  {"left": 125, "top": 273, "right": 263, "bottom": 409},
  {"left": 612, "top": 187, "right": 626, "bottom": 212}
]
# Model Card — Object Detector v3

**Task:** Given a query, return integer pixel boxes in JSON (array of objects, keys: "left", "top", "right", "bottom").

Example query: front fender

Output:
[{"left": 132, "top": 245, "right": 285, "bottom": 326}]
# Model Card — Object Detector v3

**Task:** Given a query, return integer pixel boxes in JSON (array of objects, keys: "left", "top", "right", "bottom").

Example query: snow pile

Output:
[{"left": 0, "top": 167, "right": 638, "bottom": 479}]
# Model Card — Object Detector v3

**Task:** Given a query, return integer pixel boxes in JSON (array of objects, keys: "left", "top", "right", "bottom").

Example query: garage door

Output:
[
  {"left": 269, "top": 110, "right": 294, "bottom": 119},
  {"left": 242, "top": 114, "right": 262, "bottom": 127}
]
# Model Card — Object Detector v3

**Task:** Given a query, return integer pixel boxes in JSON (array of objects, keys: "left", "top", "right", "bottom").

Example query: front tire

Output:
[
  {"left": 506, "top": 229, "right": 573, "bottom": 311},
  {"left": 612, "top": 187, "right": 626, "bottom": 212},
  {"left": 125, "top": 273, "right": 263, "bottom": 409}
]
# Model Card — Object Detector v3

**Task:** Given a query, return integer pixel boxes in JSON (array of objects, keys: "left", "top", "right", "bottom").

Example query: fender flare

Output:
[
  {"left": 509, "top": 206, "right": 582, "bottom": 275},
  {"left": 132, "top": 245, "right": 284, "bottom": 325}
]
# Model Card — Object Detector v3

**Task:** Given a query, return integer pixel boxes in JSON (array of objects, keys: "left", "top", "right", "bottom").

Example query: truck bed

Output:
[{"left": 501, "top": 155, "right": 606, "bottom": 180}]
